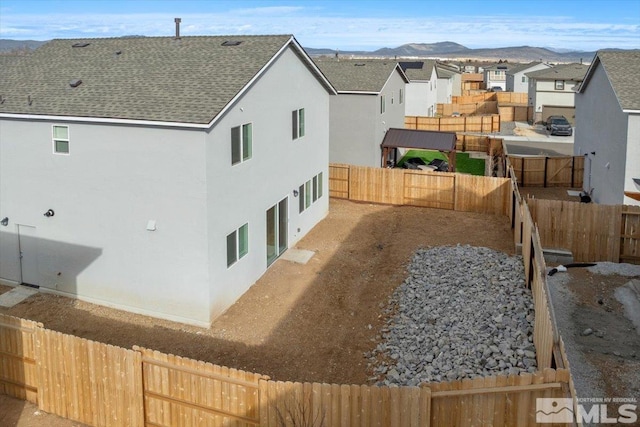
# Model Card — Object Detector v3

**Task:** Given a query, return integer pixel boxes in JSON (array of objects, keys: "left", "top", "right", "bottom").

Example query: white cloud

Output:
[{"left": 1, "top": 10, "right": 638, "bottom": 51}]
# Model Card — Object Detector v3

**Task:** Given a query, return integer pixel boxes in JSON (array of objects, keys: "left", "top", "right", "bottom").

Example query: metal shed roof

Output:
[{"left": 381, "top": 128, "right": 457, "bottom": 151}]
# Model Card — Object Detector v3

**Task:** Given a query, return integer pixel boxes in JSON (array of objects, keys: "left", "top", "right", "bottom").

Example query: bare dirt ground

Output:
[
  {"left": 547, "top": 266, "right": 640, "bottom": 418},
  {"left": 0, "top": 198, "right": 514, "bottom": 387},
  {"left": 0, "top": 395, "right": 86, "bottom": 427},
  {"left": 520, "top": 186, "right": 582, "bottom": 202}
]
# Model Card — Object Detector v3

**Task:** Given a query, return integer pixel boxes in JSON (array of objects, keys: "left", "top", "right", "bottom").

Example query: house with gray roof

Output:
[
  {"left": 526, "top": 63, "right": 589, "bottom": 124},
  {"left": 505, "top": 61, "right": 551, "bottom": 93},
  {"left": 483, "top": 63, "right": 511, "bottom": 91},
  {"left": 0, "top": 33, "right": 336, "bottom": 326},
  {"left": 435, "top": 63, "right": 462, "bottom": 104},
  {"left": 574, "top": 50, "right": 640, "bottom": 206},
  {"left": 399, "top": 60, "right": 438, "bottom": 117},
  {"left": 314, "top": 58, "right": 408, "bottom": 167}
]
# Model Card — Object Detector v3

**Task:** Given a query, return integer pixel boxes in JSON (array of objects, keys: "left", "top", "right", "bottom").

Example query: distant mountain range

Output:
[
  {"left": 306, "top": 41, "right": 599, "bottom": 63},
  {"left": 0, "top": 38, "right": 601, "bottom": 63}
]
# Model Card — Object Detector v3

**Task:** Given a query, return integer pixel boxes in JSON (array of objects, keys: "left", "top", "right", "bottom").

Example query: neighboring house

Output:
[
  {"left": 399, "top": 60, "right": 438, "bottom": 117},
  {"left": 574, "top": 50, "right": 640, "bottom": 206},
  {"left": 505, "top": 62, "right": 552, "bottom": 93},
  {"left": 526, "top": 63, "right": 589, "bottom": 124},
  {"left": 435, "top": 63, "right": 462, "bottom": 104},
  {"left": 314, "top": 58, "right": 409, "bottom": 167},
  {"left": 0, "top": 34, "right": 336, "bottom": 326},
  {"left": 484, "top": 63, "right": 511, "bottom": 91}
]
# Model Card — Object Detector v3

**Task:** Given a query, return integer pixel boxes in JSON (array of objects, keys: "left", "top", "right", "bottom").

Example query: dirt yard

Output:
[{"left": 0, "top": 198, "right": 514, "bottom": 386}]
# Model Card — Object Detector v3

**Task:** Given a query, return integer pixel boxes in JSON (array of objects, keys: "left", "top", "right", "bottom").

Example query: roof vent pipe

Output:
[{"left": 174, "top": 18, "right": 181, "bottom": 39}]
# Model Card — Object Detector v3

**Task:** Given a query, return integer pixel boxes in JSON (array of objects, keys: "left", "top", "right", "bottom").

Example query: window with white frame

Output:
[
  {"left": 380, "top": 95, "right": 386, "bottom": 114},
  {"left": 52, "top": 125, "right": 69, "bottom": 154},
  {"left": 292, "top": 108, "right": 305, "bottom": 140},
  {"left": 298, "top": 172, "right": 323, "bottom": 213},
  {"left": 399, "top": 88, "right": 404, "bottom": 104},
  {"left": 522, "top": 76, "right": 526, "bottom": 83},
  {"left": 226, "top": 223, "right": 248, "bottom": 267},
  {"left": 231, "top": 123, "right": 252, "bottom": 165},
  {"left": 555, "top": 80, "right": 565, "bottom": 90}
]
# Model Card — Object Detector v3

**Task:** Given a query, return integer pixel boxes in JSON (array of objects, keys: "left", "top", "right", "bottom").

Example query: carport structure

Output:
[{"left": 380, "top": 128, "right": 457, "bottom": 171}]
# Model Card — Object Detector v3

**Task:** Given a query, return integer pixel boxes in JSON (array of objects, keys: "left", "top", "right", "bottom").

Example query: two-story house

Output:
[
  {"left": 526, "top": 63, "right": 589, "bottom": 124},
  {"left": 484, "top": 63, "right": 511, "bottom": 91},
  {"left": 399, "top": 60, "right": 438, "bottom": 117},
  {"left": 505, "top": 62, "right": 552, "bottom": 93},
  {"left": 574, "top": 50, "right": 640, "bottom": 206},
  {"left": 314, "top": 58, "right": 408, "bottom": 167},
  {"left": 435, "top": 63, "right": 462, "bottom": 104},
  {"left": 0, "top": 34, "right": 336, "bottom": 326}
]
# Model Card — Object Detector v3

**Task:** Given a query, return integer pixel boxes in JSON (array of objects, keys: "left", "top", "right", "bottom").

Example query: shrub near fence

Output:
[{"left": 0, "top": 313, "right": 572, "bottom": 427}]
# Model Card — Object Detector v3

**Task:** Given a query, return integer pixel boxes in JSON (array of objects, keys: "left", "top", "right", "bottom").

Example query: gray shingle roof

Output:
[
  {"left": 314, "top": 58, "right": 406, "bottom": 92},
  {"left": 592, "top": 50, "right": 640, "bottom": 111},
  {"left": 526, "top": 63, "right": 589, "bottom": 81},
  {"left": 506, "top": 61, "right": 543, "bottom": 75},
  {"left": 0, "top": 35, "right": 305, "bottom": 124},
  {"left": 399, "top": 60, "right": 436, "bottom": 81}
]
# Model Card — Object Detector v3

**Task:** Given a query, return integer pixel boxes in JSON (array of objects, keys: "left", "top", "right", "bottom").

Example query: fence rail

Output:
[
  {"left": 508, "top": 155, "right": 584, "bottom": 188},
  {"left": 405, "top": 115, "right": 500, "bottom": 133},
  {"left": 329, "top": 164, "right": 510, "bottom": 216},
  {"left": 0, "top": 311, "right": 572, "bottom": 427}
]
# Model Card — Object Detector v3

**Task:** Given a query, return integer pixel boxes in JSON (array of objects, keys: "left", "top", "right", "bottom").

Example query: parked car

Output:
[
  {"left": 490, "top": 86, "right": 503, "bottom": 92},
  {"left": 545, "top": 115, "right": 573, "bottom": 136}
]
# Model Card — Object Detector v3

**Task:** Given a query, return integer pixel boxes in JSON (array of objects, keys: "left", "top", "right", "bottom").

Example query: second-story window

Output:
[
  {"left": 292, "top": 108, "right": 305, "bottom": 140},
  {"left": 555, "top": 80, "right": 565, "bottom": 90},
  {"left": 399, "top": 88, "right": 404, "bottom": 104},
  {"left": 231, "top": 123, "right": 252, "bottom": 165},
  {"left": 52, "top": 125, "right": 70, "bottom": 154},
  {"left": 380, "top": 95, "right": 386, "bottom": 114}
]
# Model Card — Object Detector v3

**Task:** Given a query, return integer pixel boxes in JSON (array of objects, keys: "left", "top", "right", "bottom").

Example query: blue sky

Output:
[{"left": 1, "top": 0, "right": 639, "bottom": 51}]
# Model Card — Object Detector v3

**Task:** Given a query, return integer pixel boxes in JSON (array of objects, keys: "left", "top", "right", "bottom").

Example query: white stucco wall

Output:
[
  {"left": 329, "top": 69, "right": 406, "bottom": 167},
  {"left": 204, "top": 46, "right": 331, "bottom": 319},
  {"left": 405, "top": 82, "right": 432, "bottom": 116},
  {"left": 0, "top": 120, "right": 211, "bottom": 324},
  {"left": 436, "top": 76, "right": 453, "bottom": 104},
  {"left": 574, "top": 62, "right": 629, "bottom": 205},
  {"left": 508, "top": 64, "right": 550, "bottom": 93}
]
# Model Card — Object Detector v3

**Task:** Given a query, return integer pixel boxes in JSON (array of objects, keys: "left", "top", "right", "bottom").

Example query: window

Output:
[
  {"left": 555, "top": 80, "right": 565, "bottom": 90},
  {"left": 399, "top": 88, "right": 404, "bottom": 104},
  {"left": 380, "top": 95, "right": 386, "bottom": 114},
  {"left": 522, "top": 76, "right": 526, "bottom": 83},
  {"left": 231, "top": 123, "right": 252, "bottom": 165},
  {"left": 52, "top": 125, "right": 69, "bottom": 154},
  {"left": 292, "top": 108, "right": 305, "bottom": 140},
  {"left": 299, "top": 172, "right": 323, "bottom": 213},
  {"left": 227, "top": 223, "right": 248, "bottom": 267}
]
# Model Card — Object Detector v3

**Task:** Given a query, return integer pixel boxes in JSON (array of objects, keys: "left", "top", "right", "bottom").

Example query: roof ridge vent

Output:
[
  {"left": 221, "top": 40, "right": 242, "bottom": 46},
  {"left": 72, "top": 42, "right": 90, "bottom": 48},
  {"left": 354, "top": 63, "right": 366, "bottom": 66}
]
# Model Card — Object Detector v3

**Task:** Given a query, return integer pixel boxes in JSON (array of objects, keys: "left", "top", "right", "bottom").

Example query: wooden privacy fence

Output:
[
  {"left": 1, "top": 313, "right": 572, "bottom": 427},
  {"left": 405, "top": 115, "right": 500, "bottom": 133},
  {"left": 527, "top": 199, "right": 640, "bottom": 263},
  {"left": 509, "top": 175, "right": 557, "bottom": 371},
  {"left": 437, "top": 101, "right": 498, "bottom": 117},
  {"left": 328, "top": 164, "right": 510, "bottom": 216},
  {"left": 509, "top": 155, "right": 584, "bottom": 188},
  {"left": 452, "top": 92, "right": 527, "bottom": 105},
  {"left": 498, "top": 105, "right": 532, "bottom": 122}
]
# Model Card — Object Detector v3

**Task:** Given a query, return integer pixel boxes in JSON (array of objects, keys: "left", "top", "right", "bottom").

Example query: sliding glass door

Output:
[{"left": 266, "top": 197, "right": 288, "bottom": 266}]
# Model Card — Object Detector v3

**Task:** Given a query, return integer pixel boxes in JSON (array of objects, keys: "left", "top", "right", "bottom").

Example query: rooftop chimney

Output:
[{"left": 174, "top": 18, "right": 181, "bottom": 39}]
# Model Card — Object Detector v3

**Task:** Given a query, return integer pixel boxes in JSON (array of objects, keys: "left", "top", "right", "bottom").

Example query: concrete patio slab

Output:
[
  {"left": 281, "top": 248, "right": 315, "bottom": 265},
  {"left": 0, "top": 286, "right": 38, "bottom": 308}
]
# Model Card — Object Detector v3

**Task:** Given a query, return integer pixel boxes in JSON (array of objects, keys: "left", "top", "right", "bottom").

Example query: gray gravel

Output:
[{"left": 368, "top": 245, "right": 536, "bottom": 386}]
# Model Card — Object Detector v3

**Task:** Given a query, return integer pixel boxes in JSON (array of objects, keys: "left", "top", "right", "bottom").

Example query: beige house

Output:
[{"left": 526, "top": 63, "right": 589, "bottom": 124}]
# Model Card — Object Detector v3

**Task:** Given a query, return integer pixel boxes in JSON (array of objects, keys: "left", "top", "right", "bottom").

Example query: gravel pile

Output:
[{"left": 368, "top": 245, "right": 536, "bottom": 386}]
